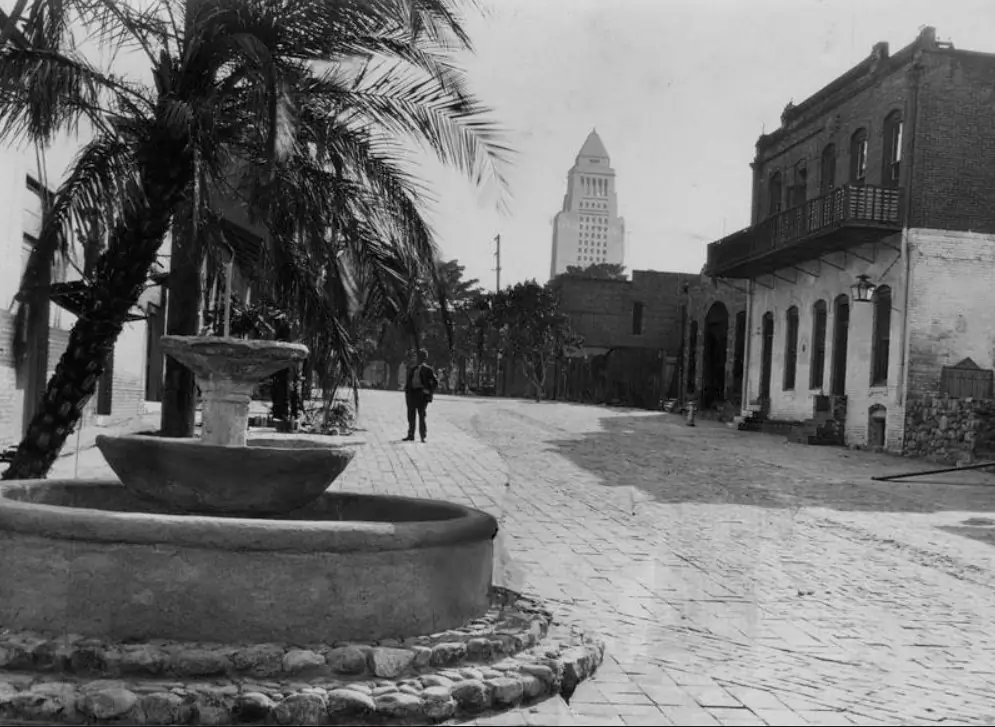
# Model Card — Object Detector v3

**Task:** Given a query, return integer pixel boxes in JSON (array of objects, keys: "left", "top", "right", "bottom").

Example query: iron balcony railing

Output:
[{"left": 706, "top": 184, "right": 902, "bottom": 274}]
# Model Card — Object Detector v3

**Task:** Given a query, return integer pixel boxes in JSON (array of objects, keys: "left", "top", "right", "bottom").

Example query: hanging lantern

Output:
[{"left": 850, "top": 274, "right": 876, "bottom": 303}]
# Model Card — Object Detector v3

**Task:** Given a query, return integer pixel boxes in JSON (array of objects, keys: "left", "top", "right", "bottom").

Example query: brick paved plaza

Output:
[
  {"left": 343, "top": 391, "right": 995, "bottom": 726},
  {"left": 52, "top": 391, "right": 995, "bottom": 725}
]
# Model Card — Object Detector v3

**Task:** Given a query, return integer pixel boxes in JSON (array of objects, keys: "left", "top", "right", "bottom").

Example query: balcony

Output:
[{"left": 705, "top": 185, "right": 903, "bottom": 279}]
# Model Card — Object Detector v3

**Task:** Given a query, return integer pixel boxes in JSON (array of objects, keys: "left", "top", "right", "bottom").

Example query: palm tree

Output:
[{"left": 0, "top": 0, "right": 511, "bottom": 480}]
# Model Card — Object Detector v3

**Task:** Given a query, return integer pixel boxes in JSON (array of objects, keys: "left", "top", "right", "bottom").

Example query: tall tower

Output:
[{"left": 549, "top": 129, "right": 626, "bottom": 279}]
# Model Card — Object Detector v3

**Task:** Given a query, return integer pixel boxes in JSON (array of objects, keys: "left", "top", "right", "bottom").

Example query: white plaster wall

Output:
[
  {"left": 744, "top": 235, "right": 908, "bottom": 450},
  {"left": 0, "top": 146, "right": 30, "bottom": 307},
  {"left": 905, "top": 228, "right": 995, "bottom": 395}
]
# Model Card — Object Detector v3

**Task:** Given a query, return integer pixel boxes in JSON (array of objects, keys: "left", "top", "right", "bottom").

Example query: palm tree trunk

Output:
[
  {"left": 2, "top": 172, "right": 187, "bottom": 480},
  {"left": 160, "top": 216, "right": 201, "bottom": 438}
]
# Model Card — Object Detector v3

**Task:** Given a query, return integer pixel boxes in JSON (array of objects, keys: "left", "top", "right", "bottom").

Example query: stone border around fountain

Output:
[{"left": 0, "top": 589, "right": 605, "bottom": 725}]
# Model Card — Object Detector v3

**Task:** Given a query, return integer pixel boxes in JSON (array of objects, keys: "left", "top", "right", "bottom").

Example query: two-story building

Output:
[{"left": 705, "top": 27, "right": 995, "bottom": 458}]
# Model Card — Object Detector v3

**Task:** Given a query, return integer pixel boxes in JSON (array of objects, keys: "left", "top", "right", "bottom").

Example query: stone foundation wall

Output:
[{"left": 903, "top": 397, "right": 995, "bottom": 464}]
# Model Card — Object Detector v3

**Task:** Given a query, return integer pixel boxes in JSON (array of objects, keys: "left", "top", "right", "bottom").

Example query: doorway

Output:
[
  {"left": 760, "top": 312, "right": 774, "bottom": 401},
  {"left": 701, "top": 302, "right": 729, "bottom": 408},
  {"left": 831, "top": 294, "right": 850, "bottom": 396},
  {"left": 96, "top": 345, "right": 115, "bottom": 416},
  {"left": 868, "top": 405, "right": 886, "bottom": 448}
]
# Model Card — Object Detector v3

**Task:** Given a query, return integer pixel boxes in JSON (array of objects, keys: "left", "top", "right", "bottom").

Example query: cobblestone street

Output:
[
  {"left": 49, "top": 391, "right": 995, "bottom": 726},
  {"left": 337, "top": 391, "right": 995, "bottom": 726}
]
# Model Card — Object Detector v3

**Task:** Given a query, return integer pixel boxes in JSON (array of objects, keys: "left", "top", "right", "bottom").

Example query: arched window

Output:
[
  {"left": 820, "top": 144, "right": 836, "bottom": 194},
  {"left": 882, "top": 111, "right": 903, "bottom": 187},
  {"left": 768, "top": 172, "right": 783, "bottom": 216},
  {"left": 871, "top": 285, "right": 892, "bottom": 386},
  {"left": 850, "top": 129, "right": 868, "bottom": 185},
  {"left": 789, "top": 161, "right": 808, "bottom": 209},
  {"left": 831, "top": 294, "right": 850, "bottom": 396},
  {"left": 783, "top": 306, "right": 799, "bottom": 390},
  {"left": 810, "top": 300, "right": 827, "bottom": 389}
]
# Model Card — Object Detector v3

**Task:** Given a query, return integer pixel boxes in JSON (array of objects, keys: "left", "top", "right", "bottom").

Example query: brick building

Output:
[
  {"left": 549, "top": 270, "right": 745, "bottom": 409},
  {"left": 704, "top": 26, "right": 995, "bottom": 458},
  {"left": 556, "top": 270, "right": 691, "bottom": 352}
]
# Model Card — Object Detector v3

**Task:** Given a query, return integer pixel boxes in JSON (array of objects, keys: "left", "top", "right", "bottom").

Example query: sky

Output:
[
  {"left": 5, "top": 0, "right": 995, "bottom": 292},
  {"left": 415, "top": 0, "right": 995, "bottom": 291}
]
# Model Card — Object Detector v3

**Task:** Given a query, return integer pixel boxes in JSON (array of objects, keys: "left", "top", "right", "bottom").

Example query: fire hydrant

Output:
[{"left": 686, "top": 402, "right": 697, "bottom": 427}]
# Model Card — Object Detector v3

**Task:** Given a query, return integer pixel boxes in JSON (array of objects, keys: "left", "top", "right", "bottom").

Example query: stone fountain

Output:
[
  {"left": 0, "top": 335, "right": 498, "bottom": 645},
  {"left": 96, "top": 335, "right": 354, "bottom": 516}
]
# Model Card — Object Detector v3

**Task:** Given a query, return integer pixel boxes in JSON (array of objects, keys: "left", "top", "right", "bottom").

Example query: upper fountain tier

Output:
[
  {"left": 158, "top": 336, "right": 309, "bottom": 447},
  {"left": 160, "top": 336, "right": 308, "bottom": 386}
]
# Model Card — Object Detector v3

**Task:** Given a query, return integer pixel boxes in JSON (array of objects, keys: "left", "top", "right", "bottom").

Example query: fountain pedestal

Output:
[
  {"left": 200, "top": 379, "right": 255, "bottom": 446},
  {"left": 160, "top": 335, "right": 308, "bottom": 449}
]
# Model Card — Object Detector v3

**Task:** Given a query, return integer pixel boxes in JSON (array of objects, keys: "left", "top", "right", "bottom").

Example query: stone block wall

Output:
[{"left": 903, "top": 396, "right": 995, "bottom": 464}]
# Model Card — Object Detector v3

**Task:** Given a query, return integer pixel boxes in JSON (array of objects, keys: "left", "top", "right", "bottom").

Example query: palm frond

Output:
[
  {"left": 74, "top": 0, "right": 171, "bottom": 65},
  {"left": 307, "top": 59, "right": 513, "bottom": 203},
  {"left": 0, "top": 43, "right": 151, "bottom": 143},
  {"left": 37, "top": 131, "right": 142, "bottom": 265},
  {"left": 0, "top": 0, "right": 31, "bottom": 47}
]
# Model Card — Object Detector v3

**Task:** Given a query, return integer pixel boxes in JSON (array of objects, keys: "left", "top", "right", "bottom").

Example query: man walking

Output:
[{"left": 403, "top": 348, "right": 438, "bottom": 442}]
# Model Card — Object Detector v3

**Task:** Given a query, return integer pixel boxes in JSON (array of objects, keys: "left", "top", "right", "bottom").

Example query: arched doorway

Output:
[
  {"left": 868, "top": 405, "right": 887, "bottom": 448},
  {"left": 701, "top": 302, "right": 729, "bottom": 409}
]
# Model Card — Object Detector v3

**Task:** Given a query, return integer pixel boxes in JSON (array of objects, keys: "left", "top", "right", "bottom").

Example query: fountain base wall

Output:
[{"left": 0, "top": 481, "right": 497, "bottom": 644}]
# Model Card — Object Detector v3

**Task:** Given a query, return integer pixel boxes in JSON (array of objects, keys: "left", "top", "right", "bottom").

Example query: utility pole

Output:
[
  {"left": 491, "top": 234, "right": 502, "bottom": 395},
  {"left": 494, "top": 234, "right": 501, "bottom": 292}
]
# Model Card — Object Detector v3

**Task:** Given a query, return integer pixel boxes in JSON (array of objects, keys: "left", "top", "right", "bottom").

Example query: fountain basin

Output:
[
  {"left": 0, "top": 481, "right": 498, "bottom": 644},
  {"left": 96, "top": 434, "right": 355, "bottom": 516}
]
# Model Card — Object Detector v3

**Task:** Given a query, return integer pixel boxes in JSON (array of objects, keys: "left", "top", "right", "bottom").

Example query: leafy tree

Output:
[
  {"left": 420, "top": 259, "right": 486, "bottom": 372},
  {"left": 0, "top": 0, "right": 510, "bottom": 479},
  {"left": 371, "top": 257, "right": 486, "bottom": 390},
  {"left": 485, "top": 281, "right": 580, "bottom": 401},
  {"left": 558, "top": 262, "right": 627, "bottom": 281}
]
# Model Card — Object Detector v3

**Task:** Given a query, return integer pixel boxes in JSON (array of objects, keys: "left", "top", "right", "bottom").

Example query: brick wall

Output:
[
  {"left": 912, "top": 50, "right": 995, "bottom": 232},
  {"left": 753, "top": 64, "right": 911, "bottom": 223},
  {"left": 751, "top": 35, "right": 995, "bottom": 235},
  {"left": 555, "top": 270, "right": 696, "bottom": 352}
]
